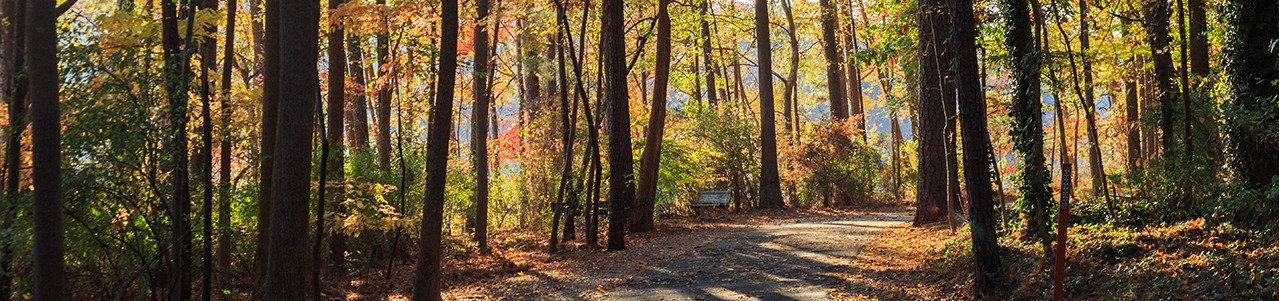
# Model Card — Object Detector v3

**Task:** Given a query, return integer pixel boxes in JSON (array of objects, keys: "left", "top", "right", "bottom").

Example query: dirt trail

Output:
[
  {"left": 604, "top": 213, "right": 910, "bottom": 301},
  {"left": 451, "top": 211, "right": 910, "bottom": 300}
]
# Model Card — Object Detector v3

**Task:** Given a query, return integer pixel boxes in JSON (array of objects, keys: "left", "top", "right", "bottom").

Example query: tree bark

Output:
[
  {"left": 702, "top": 0, "right": 716, "bottom": 107},
  {"left": 1006, "top": 0, "right": 1050, "bottom": 253},
  {"left": 756, "top": 0, "right": 784, "bottom": 209},
  {"left": 633, "top": 0, "right": 671, "bottom": 233},
  {"left": 781, "top": 0, "right": 798, "bottom": 144},
  {"left": 603, "top": 0, "right": 633, "bottom": 251},
  {"left": 347, "top": 36, "right": 370, "bottom": 150},
  {"left": 375, "top": 0, "right": 392, "bottom": 170},
  {"left": 1143, "top": 0, "right": 1176, "bottom": 158},
  {"left": 27, "top": 0, "right": 61, "bottom": 296},
  {"left": 820, "top": 0, "right": 846, "bottom": 122},
  {"left": 198, "top": 0, "right": 216, "bottom": 295},
  {"left": 216, "top": 0, "right": 236, "bottom": 294},
  {"left": 952, "top": 0, "right": 1003, "bottom": 296},
  {"left": 1079, "top": 0, "right": 1107, "bottom": 202},
  {"left": 913, "top": 0, "right": 950, "bottom": 226},
  {"left": 0, "top": 0, "right": 26, "bottom": 296},
  {"left": 842, "top": 0, "right": 866, "bottom": 141},
  {"left": 163, "top": 0, "right": 195, "bottom": 297},
  {"left": 326, "top": 0, "right": 348, "bottom": 274},
  {"left": 412, "top": 0, "right": 456, "bottom": 297},
  {"left": 261, "top": 0, "right": 319, "bottom": 297},
  {"left": 470, "top": 0, "right": 491, "bottom": 252},
  {"left": 255, "top": 0, "right": 280, "bottom": 283},
  {"left": 1225, "top": 0, "right": 1279, "bottom": 190},
  {"left": 1122, "top": 20, "right": 1141, "bottom": 176}
]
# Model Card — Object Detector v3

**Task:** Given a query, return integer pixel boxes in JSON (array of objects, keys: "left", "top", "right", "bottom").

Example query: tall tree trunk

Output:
[
  {"left": 0, "top": 0, "right": 26, "bottom": 297},
  {"left": 755, "top": 0, "right": 784, "bottom": 209},
  {"left": 952, "top": 0, "right": 1003, "bottom": 296},
  {"left": 1143, "top": 0, "right": 1176, "bottom": 158},
  {"left": 912, "top": 0, "right": 950, "bottom": 226},
  {"left": 198, "top": 0, "right": 216, "bottom": 296},
  {"left": 470, "top": 0, "right": 491, "bottom": 252},
  {"left": 347, "top": 37, "right": 370, "bottom": 150},
  {"left": 27, "top": 0, "right": 61, "bottom": 296},
  {"left": 262, "top": 0, "right": 319, "bottom": 297},
  {"left": 413, "top": 0, "right": 456, "bottom": 297},
  {"left": 1005, "top": 0, "right": 1050, "bottom": 255},
  {"left": 325, "top": 0, "right": 348, "bottom": 274},
  {"left": 375, "top": 0, "right": 392, "bottom": 170},
  {"left": 702, "top": 0, "right": 715, "bottom": 107},
  {"left": 255, "top": 0, "right": 280, "bottom": 283},
  {"left": 820, "top": 0, "right": 846, "bottom": 122},
  {"left": 842, "top": 0, "right": 866, "bottom": 141},
  {"left": 311, "top": 83, "right": 329, "bottom": 301},
  {"left": 548, "top": 9, "right": 575, "bottom": 249},
  {"left": 633, "top": 0, "right": 671, "bottom": 233},
  {"left": 1122, "top": 20, "right": 1142, "bottom": 176},
  {"left": 1225, "top": 0, "right": 1279, "bottom": 190},
  {"left": 781, "top": 0, "right": 798, "bottom": 144},
  {"left": 216, "top": 0, "right": 236, "bottom": 294},
  {"left": 602, "top": 0, "right": 634, "bottom": 250},
  {"left": 163, "top": 0, "right": 196, "bottom": 297},
  {"left": 1078, "top": 0, "right": 1108, "bottom": 205},
  {"left": 1187, "top": 0, "right": 1218, "bottom": 169}
]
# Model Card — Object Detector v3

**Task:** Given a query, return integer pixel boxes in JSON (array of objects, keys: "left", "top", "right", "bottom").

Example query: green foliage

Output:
[{"left": 781, "top": 122, "right": 879, "bottom": 206}]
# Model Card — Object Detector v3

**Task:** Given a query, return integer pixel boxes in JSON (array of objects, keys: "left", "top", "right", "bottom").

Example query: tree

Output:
[
  {"left": 216, "top": 0, "right": 237, "bottom": 293},
  {"left": 347, "top": 35, "right": 370, "bottom": 150},
  {"left": 1078, "top": 0, "right": 1109, "bottom": 202},
  {"left": 0, "top": 0, "right": 27, "bottom": 296},
  {"left": 261, "top": 0, "right": 319, "bottom": 297},
  {"left": 471, "top": 0, "right": 491, "bottom": 252},
  {"left": 1143, "top": 0, "right": 1176, "bottom": 157},
  {"left": 1002, "top": 0, "right": 1050, "bottom": 256},
  {"left": 603, "top": 0, "right": 633, "bottom": 251},
  {"left": 913, "top": 0, "right": 950, "bottom": 226},
  {"left": 1225, "top": 0, "right": 1279, "bottom": 191},
  {"left": 820, "top": 0, "right": 847, "bottom": 122},
  {"left": 162, "top": 0, "right": 195, "bottom": 296},
  {"left": 255, "top": 0, "right": 281, "bottom": 282},
  {"left": 375, "top": 0, "right": 392, "bottom": 170},
  {"left": 632, "top": 0, "right": 671, "bottom": 234},
  {"left": 327, "top": 0, "right": 348, "bottom": 271},
  {"left": 28, "top": 0, "right": 61, "bottom": 297},
  {"left": 702, "top": 0, "right": 716, "bottom": 107},
  {"left": 412, "top": 0, "right": 457, "bottom": 297},
  {"left": 951, "top": 0, "right": 1003, "bottom": 295},
  {"left": 755, "top": 0, "right": 784, "bottom": 209}
]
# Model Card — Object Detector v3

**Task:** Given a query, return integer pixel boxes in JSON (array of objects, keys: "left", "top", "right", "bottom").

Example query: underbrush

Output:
[{"left": 844, "top": 218, "right": 1279, "bottom": 300}]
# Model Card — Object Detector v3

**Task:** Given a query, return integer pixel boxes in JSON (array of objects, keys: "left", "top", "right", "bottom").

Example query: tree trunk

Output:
[
  {"left": 412, "top": 0, "right": 455, "bottom": 297},
  {"left": 27, "top": 0, "right": 62, "bottom": 296},
  {"left": 1078, "top": 0, "right": 1108, "bottom": 203},
  {"left": 163, "top": 0, "right": 195, "bottom": 297},
  {"left": 842, "top": 0, "right": 866, "bottom": 141},
  {"left": 952, "top": 0, "right": 1003, "bottom": 296},
  {"left": 471, "top": 0, "right": 491, "bottom": 252},
  {"left": 198, "top": 0, "right": 216, "bottom": 295},
  {"left": 0, "top": 0, "right": 26, "bottom": 296},
  {"left": 633, "top": 0, "right": 671, "bottom": 233},
  {"left": 1143, "top": 0, "right": 1176, "bottom": 158},
  {"left": 375, "top": 0, "right": 392, "bottom": 170},
  {"left": 755, "top": 0, "right": 784, "bottom": 209},
  {"left": 261, "top": 0, "right": 319, "bottom": 297},
  {"left": 255, "top": 0, "right": 280, "bottom": 283},
  {"left": 1006, "top": 0, "right": 1050, "bottom": 254},
  {"left": 820, "top": 0, "right": 846, "bottom": 122},
  {"left": 912, "top": 0, "right": 950, "bottom": 226},
  {"left": 1225, "top": 0, "right": 1279, "bottom": 190},
  {"left": 702, "top": 0, "right": 715, "bottom": 107},
  {"left": 602, "top": 0, "right": 633, "bottom": 251},
  {"left": 347, "top": 36, "right": 370, "bottom": 150},
  {"left": 311, "top": 85, "right": 330, "bottom": 301},
  {"left": 781, "top": 0, "right": 798, "bottom": 145},
  {"left": 1122, "top": 20, "right": 1142, "bottom": 176},
  {"left": 326, "top": 0, "right": 348, "bottom": 274},
  {"left": 216, "top": 0, "right": 236, "bottom": 295}
]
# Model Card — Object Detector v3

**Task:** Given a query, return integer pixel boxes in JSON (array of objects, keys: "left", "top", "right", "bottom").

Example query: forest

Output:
[{"left": 0, "top": 0, "right": 1276, "bottom": 298}]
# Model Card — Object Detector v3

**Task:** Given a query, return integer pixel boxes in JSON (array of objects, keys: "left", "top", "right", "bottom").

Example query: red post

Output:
[{"left": 1053, "top": 162, "right": 1072, "bottom": 300}]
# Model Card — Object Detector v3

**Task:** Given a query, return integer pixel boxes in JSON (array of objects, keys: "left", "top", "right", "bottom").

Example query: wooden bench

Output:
[{"left": 690, "top": 190, "right": 731, "bottom": 219}]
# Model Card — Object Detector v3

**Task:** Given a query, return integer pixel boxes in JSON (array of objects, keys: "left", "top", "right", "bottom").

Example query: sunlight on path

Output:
[{"left": 603, "top": 213, "right": 910, "bottom": 301}]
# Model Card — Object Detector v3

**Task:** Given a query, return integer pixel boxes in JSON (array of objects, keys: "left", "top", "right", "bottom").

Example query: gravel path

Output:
[{"left": 602, "top": 212, "right": 910, "bottom": 301}]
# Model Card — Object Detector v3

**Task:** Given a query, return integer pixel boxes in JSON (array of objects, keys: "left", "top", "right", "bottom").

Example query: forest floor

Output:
[{"left": 329, "top": 204, "right": 913, "bottom": 300}]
